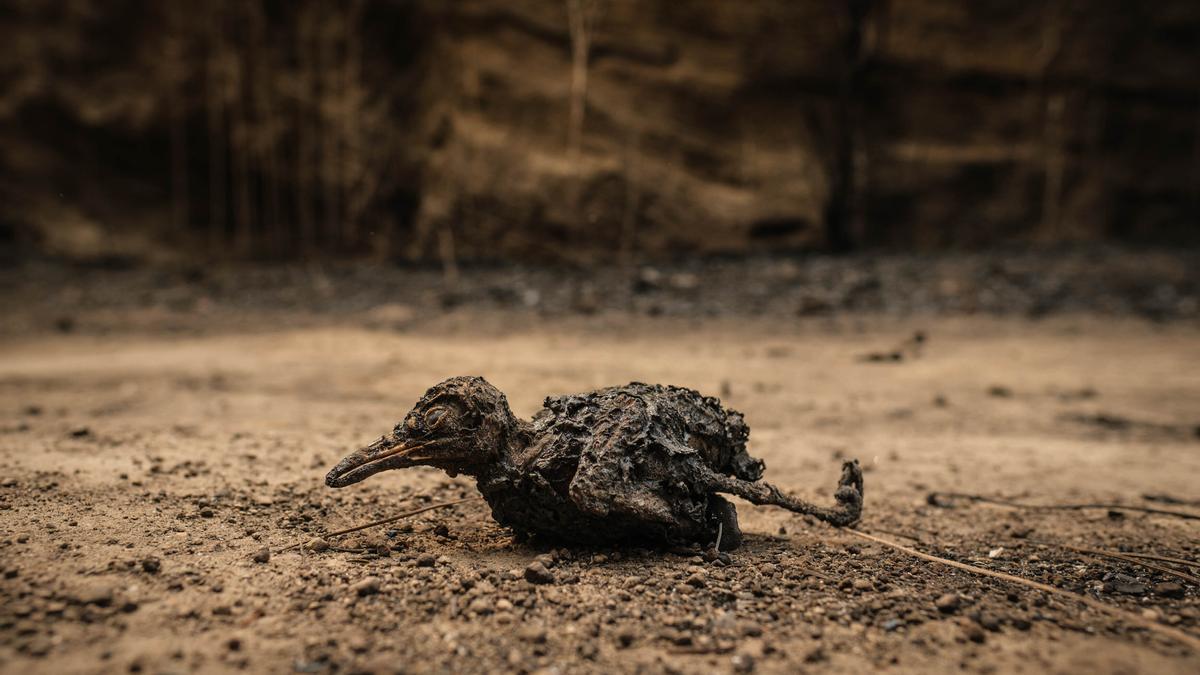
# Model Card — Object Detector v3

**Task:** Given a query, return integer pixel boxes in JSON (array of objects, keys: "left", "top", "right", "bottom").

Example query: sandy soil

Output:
[{"left": 1, "top": 313, "right": 1198, "bottom": 674}]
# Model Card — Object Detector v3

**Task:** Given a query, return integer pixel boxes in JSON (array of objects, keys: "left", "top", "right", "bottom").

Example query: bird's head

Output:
[{"left": 325, "top": 376, "right": 517, "bottom": 488}]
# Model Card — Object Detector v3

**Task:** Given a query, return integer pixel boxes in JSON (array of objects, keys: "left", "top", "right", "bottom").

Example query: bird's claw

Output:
[{"left": 834, "top": 459, "right": 865, "bottom": 522}]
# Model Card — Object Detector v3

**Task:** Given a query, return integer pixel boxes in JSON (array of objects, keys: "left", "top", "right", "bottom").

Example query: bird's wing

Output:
[{"left": 566, "top": 394, "right": 695, "bottom": 527}]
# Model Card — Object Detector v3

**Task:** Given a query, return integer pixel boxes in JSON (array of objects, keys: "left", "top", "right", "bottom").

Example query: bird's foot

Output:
[{"left": 833, "top": 460, "right": 865, "bottom": 524}]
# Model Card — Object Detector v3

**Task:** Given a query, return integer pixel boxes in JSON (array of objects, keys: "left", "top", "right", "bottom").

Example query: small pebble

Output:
[
  {"left": 351, "top": 577, "right": 381, "bottom": 597},
  {"left": 935, "top": 593, "right": 960, "bottom": 613},
  {"left": 251, "top": 547, "right": 270, "bottom": 564},
  {"left": 615, "top": 628, "right": 636, "bottom": 648},
  {"left": 1154, "top": 582, "right": 1184, "bottom": 599},
  {"left": 1114, "top": 581, "right": 1147, "bottom": 595},
  {"left": 21, "top": 636, "right": 52, "bottom": 657},
  {"left": 140, "top": 558, "right": 161, "bottom": 574},
  {"left": 977, "top": 612, "right": 1001, "bottom": 632},
  {"left": 525, "top": 561, "right": 555, "bottom": 585},
  {"left": 518, "top": 626, "right": 547, "bottom": 643},
  {"left": 304, "top": 538, "right": 329, "bottom": 552},
  {"left": 78, "top": 585, "right": 115, "bottom": 606},
  {"left": 348, "top": 637, "right": 371, "bottom": 653},
  {"left": 731, "top": 653, "right": 755, "bottom": 673}
]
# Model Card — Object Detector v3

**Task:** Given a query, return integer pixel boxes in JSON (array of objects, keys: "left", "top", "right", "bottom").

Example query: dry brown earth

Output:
[{"left": 1, "top": 314, "right": 1198, "bottom": 673}]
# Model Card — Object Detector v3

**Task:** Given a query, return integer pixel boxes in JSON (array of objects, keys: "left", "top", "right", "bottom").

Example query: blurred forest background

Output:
[{"left": 1, "top": 0, "right": 1198, "bottom": 267}]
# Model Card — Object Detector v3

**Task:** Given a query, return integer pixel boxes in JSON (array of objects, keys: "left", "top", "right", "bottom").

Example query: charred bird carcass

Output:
[{"left": 326, "top": 376, "right": 863, "bottom": 550}]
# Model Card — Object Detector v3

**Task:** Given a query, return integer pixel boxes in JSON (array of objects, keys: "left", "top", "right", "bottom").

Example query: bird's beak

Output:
[{"left": 325, "top": 433, "right": 432, "bottom": 488}]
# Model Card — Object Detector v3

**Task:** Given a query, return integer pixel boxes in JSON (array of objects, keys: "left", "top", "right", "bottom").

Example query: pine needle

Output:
[
  {"left": 281, "top": 496, "right": 481, "bottom": 552},
  {"left": 927, "top": 492, "right": 1200, "bottom": 521},
  {"left": 1119, "top": 551, "right": 1200, "bottom": 570},
  {"left": 847, "top": 528, "right": 1200, "bottom": 652},
  {"left": 1032, "top": 540, "right": 1200, "bottom": 586}
]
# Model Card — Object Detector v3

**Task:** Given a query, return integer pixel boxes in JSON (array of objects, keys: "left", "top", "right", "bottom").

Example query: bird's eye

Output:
[{"left": 424, "top": 407, "right": 449, "bottom": 429}]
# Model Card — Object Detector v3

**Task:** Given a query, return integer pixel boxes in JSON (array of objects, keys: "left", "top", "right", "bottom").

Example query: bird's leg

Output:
[{"left": 705, "top": 460, "right": 864, "bottom": 527}]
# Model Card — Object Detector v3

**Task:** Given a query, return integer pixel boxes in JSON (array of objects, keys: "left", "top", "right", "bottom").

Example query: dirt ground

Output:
[{"left": 1, "top": 311, "right": 1199, "bottom": 674}]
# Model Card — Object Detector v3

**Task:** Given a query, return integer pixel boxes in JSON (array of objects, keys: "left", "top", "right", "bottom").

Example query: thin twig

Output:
[
  {"left": 867, "top": 526, "right": 924, "bottom": 542},
  {"left": 1030, "top": 540, "right": 1200, "bottom": 586},
  {"left": 847, "top": 529, "right": 1200, "bottom": 652},
  {"left": 281, "top": 496, "right": 481, "bottom": 552},
  {"left": 1143, "top": 493, "right": 1200, "bottom": 507},
  {"left": 1104, "top": 554, "right": 1200, "bottom": 586},
  {"left": 795, "top": 566, "right": 837, "bottom": 583},
  {"left": 1119, "top": 551, "right": 1200, "bottom": 570},
  {"left": 322, "top": 496, "right": 481, "bottom": 538},
  {"left": 928, "top": 492, "right": 1200, "bottom": 521}
]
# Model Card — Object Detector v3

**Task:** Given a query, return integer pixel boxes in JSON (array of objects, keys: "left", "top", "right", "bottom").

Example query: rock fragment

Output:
[
  {"left": 976, "top": 612, "right": 1001, "bottom": 632},
  {"left": 524, "top": 561, "right": 555, "bottom": 585},
  {"left": 1154, "top": 582, "right": 1184, "bottom": 599},
  {"left": 962, "top": 622, "right": 986, "bottom": 644},
  {"left": 731, "top": 653, "right": 756, "bottom": 673},
  {"left": 1114, "top": 581, "right": 1147, "bottom": 595},
  {"left": 351, "top": 577, "right": 381, "bottom": 597},
  {"left": 935, "top": 593, "right": 960, "bottom": 613}
]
